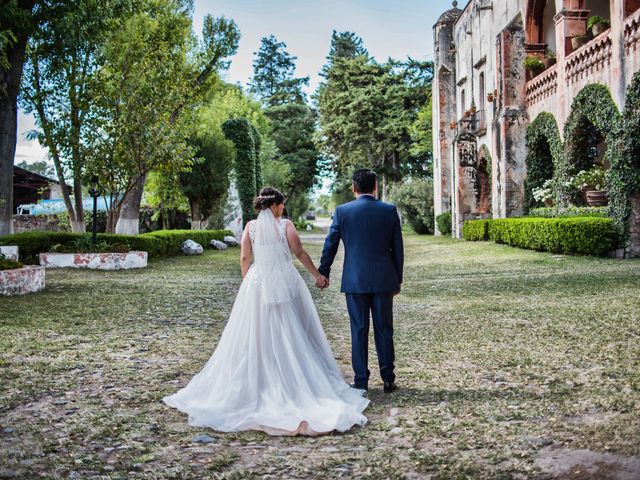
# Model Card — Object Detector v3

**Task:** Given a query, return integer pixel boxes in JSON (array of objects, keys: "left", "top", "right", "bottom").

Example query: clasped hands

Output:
[{"left": 315, "top": 274, "right": 329, "bottom": 289}]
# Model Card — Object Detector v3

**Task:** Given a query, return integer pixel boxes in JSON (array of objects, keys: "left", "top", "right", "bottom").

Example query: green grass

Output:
[{"left": 0, "top": 234, "right": 639, "bottom": 478}]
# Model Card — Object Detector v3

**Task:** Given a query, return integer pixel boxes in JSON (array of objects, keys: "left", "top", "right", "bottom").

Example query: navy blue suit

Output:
[{"left": 319, "top": 195, "right": 404, "bottom": 389}]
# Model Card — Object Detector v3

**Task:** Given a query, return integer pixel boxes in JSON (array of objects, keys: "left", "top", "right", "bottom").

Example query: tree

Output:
[
  {"left": 20, "top": 0, "right": 136, "bottom": 232},
  {"left": 316, "top": 46, "right": 433, "bottom": 199},
  {"left": 249, "top": 35, "right": 309, "bottom": 107},
  {"left": 0, "top": 0, "right": 37, "bottom": 235},
  {"left": 15, "top": 159, "right": 54, "bottom": 177},
  {"left": 180, "top": 130, "right": 235, "bottom": 230},
  {"left": 222, "top": 118, "right": 259, "bottom": 226},
  {"left": 87, "top": 3, "right": 240, "bottom": 234},
  {"left": 320, "top": 30, "right": 368, "bottom": 76},
  {"left": 250, "top": 35, "right": 322, "bottom": 219}
]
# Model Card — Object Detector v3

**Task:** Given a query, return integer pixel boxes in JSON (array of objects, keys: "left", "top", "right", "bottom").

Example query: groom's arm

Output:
[
  {"left": 318, "top": 208, "right": 341, "bottom": 279},
  {"left": 390, "top": 207, "right": 404, "bottom": 285}
]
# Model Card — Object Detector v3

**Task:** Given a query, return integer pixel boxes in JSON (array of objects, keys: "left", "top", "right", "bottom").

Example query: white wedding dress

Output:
[{"left": 163, "top": 209, "right": 369, "bottom": 436}]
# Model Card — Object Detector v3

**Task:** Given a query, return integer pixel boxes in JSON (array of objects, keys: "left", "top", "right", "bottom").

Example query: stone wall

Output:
[
  {"left": 12, "top": 215, "right": 65, "bottom": 233},
  {"left": 0, "top": 266, "right": 46, "bottom": 296}
]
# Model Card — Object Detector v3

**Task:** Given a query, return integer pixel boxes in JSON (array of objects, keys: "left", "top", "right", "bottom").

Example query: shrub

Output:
[
  {"left": 0, "top": 229, "right": 231, "bottom": 264},
  {"left": 0, "top": 253, "right": 23, "bottom": 271},
  {"left": 462, "top": 219, "right": 490, "bottom": 241},
  {"left": 436, "top": 212, "right": 452, "bottom": 235},
  {"left": 463, "top": 217, "right": 616, "bottom": 256},
  {"left": 389, "top": 179, "right": 434, "bottom": 235}
]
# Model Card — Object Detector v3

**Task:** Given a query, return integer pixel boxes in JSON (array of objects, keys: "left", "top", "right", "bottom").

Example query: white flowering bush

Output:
[{"left": 532, "top": 179, "right": 555, "bottom": 204}]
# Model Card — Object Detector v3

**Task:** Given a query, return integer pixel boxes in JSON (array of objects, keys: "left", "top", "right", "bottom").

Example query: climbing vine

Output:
[
  {"left": 222, "top": 118, "right": 257, "bottom": 225},
  {"left": 608, "top": 71, "right": 640, "bottom": 242},
  {"left": 250, "top": 123, "right": 263, "bottom": 192},
  {"left": 525, "top": 112, "right": 564, "bottom": 212},
  {"left": 561, "top": 83, "right": 625, "bottom": 239}
]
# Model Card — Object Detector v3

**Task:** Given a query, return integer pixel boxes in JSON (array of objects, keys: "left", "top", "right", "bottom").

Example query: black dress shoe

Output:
[{"left": 383, "top": 381, "right": 398, "bottom": 393}]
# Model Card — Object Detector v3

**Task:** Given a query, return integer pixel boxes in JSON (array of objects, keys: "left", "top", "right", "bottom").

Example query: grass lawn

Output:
[{"left": 1, "top": 233, "right": 639, "bottom": 479}]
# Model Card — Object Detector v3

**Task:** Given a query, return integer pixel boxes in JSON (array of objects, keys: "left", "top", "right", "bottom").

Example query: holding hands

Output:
[{"left": 315, "top": 274, "right": 329, "bottom": 289}]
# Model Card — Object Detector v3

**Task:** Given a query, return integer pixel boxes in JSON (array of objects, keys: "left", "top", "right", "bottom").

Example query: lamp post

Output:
[{"left": 89, "top": 176, "right": 100, "bottom": 247}]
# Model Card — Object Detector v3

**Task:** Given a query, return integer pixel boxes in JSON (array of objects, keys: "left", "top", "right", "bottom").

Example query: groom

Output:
[{"left": 317, "top": 169, "right": 404, "bottom": 395}]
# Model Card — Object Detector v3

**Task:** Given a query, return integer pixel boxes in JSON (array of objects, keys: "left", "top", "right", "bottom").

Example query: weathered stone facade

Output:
[
  {"left": 433, "top": 0, "right": 640, "bottom": 249},
  {"left": 12, "top": 214, "right": 65, "bottom": 233},
  {"left": 0, "top": 266, "right": 45, "bottom": 296}
]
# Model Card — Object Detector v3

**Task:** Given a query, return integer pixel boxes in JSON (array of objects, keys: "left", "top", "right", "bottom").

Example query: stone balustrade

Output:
[
  {"left": 526, "top": 64, "right": 558, "bottom": 106},
  {"left": 565, "top": 30, "right": 613, "bottom": 85}
]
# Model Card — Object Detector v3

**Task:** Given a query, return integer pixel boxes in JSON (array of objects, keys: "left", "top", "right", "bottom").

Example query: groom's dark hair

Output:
[{"left": 352, "top": 169, "right": 377, "bottom": 194}]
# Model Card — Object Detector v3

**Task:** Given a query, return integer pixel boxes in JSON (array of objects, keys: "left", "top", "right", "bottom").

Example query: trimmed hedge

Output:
[
  {"left": 461, "top": 219, "right": 490, "bottom": 241},
  {"left": 462, "top": 217, "right": 616, "bottom": 256},
  {"left": 0, "top": 229, "right": 231, "bottom": 264},
  {"left": 436, "top": 211, "right": 452, "bottom": 235}
]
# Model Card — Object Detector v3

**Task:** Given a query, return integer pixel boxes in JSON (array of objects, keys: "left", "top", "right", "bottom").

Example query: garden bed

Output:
[
  {"left": 39, "top": 251, "right": 148, "bottom": 270},
  {"left": 0, "top": 265, "right": 45, "bottom": 296}
]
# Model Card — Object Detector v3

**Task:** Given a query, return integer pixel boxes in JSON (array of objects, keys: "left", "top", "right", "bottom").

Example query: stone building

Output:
[{"left": 432, "top": 0, "right": 640, "bottom": 253}]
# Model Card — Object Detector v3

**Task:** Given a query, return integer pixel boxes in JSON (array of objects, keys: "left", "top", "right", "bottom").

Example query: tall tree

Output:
[
  {"left": 249, "top": 35, "right": 309, "bottom": 107},
  {"left": 250, "top": 35, "right": 321, "bottom": 219},
  {"left": 316, "top": 46, "right": 433, "bottom": 198},
  {"left": 321, "top": 30, "right": 368, "bottom": 76},
  {"left": 20, "top": 0, "right": 136, "bottom": 232},
  {"left": 180, "top": 129, "right": 235, "bottom": 230},
  {"left": 0, "top": 0, "right": 37, "bottom": 235},
  {"left": 87, "top": 3, "right": 240, "bottom": 234}
]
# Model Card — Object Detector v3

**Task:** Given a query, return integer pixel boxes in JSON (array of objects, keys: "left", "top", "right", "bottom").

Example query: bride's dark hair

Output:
[{"left": 253, "top": 187, "right": 285, "bottom": 211}]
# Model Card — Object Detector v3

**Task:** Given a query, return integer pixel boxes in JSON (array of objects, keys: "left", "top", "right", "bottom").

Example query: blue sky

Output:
[{"left": 16, "top": 0, "right": 459, "bottom": 164}]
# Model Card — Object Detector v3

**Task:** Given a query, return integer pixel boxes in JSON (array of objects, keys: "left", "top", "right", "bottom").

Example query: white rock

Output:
[
  {"left": 182, "top": 240, "right": 203, "bottom": 255},
  {"left": 210, "top": 240, "right": 228, "bottom": 250},
  {"left": 390, "top": 407, "right": 400, "bottom": 417},
  {"left": 223, "top": 236, "right": 239, "bottom": 246}
]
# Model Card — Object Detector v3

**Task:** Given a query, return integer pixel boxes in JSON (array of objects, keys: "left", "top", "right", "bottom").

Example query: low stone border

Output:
[
  {"left": 0, "top": 266, "right": 45, "bottom": 296},
  {"left": 0, "top": 246, "right": 19, "bottom": 261},
  {"left": 39, "top": 252, "right": 148, "bottom": 270}
]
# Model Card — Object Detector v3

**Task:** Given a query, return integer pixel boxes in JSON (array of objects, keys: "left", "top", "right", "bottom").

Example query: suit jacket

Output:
[{"left": 319, "top": 195, "right": 404, "bottom": 294}]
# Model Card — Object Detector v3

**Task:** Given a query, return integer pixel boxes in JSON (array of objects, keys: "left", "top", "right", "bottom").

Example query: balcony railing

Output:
[
  {"left": 565, "top": 29, "right": 612, "bottom": 85},
  {"left": 526, "top": 64, "right": 558, "bottom": 106},
  {"left": 456, "top": 109, "right": 486, "bottom": 136}
]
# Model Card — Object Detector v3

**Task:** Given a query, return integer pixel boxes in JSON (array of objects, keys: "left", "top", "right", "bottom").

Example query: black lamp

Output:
[{"left": 89, "top": 176, "right": 100, "bottom": 247}]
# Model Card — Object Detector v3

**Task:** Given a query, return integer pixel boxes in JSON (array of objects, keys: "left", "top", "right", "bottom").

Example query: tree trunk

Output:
[
  {"left": 115, "top": 173, "right": 147, "bottom": 235},
  {"left": 381, "top": 174, "right": 388, "bottom": 202},
  {"left": 0, "top": 14, "right": 33, "bottom": 235},
  {"left": 32, "top": 55, "right": 83, "bottom": 231},
  {"left": 190, "top": 200, "right": 205, "bottom": 230}
]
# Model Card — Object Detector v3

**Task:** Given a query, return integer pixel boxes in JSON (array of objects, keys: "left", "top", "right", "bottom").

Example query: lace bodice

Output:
[{"left": 248, "top": 218, "right": 288, "bottom": 244}]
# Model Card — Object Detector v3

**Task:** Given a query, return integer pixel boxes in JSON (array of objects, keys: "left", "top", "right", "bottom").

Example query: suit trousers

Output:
[{"left": 345, "top": 292, "right": 396, "bottom": 389}]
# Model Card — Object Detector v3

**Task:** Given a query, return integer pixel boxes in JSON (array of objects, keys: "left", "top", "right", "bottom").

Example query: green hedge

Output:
[
  {"left": 463, "top": 217, "right": 615, "bottom": 256},
  {"left": 461, "top": 219, "right": 490, "bottom": 241},
  {"left": 0, "top": 229, "right": 231, "bottom": 264}
]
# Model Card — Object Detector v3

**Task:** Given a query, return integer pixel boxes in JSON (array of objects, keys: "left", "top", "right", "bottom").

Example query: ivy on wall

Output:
[
  {"left": 222, "top": 118, "right": 258, "bottom": 225},
  {"left": 525, "top": 112, "right": 564, "bottom": 212},
  {"left": 478, "top": 144, "right": 493, "bottom": 213},
  {"left": 609, "top": 71, "right": 640, "bottom": 242},
  {"left": 249, "top": 123, "right": 263, "bottom": 192},
  {"left": 561, "top": 84, "right": 628, "bottom": 240}
]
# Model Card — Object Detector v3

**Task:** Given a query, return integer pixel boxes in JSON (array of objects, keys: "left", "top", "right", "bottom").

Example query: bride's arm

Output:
[
  {"left": 285, "top": 221, "right": 322, "bottom": 280},
  {"left": 240, "top": 222, "right": 252, "bottom": 278}
]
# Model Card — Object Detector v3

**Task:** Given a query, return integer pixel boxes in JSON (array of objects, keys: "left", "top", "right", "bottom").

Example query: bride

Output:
[{"left": 163, "top": 187, "right": 369, "bottom": 436}]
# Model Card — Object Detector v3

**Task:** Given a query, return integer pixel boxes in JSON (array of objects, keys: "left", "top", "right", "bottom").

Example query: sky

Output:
[{"left": 16, "top": 0, "right": 459, "bottom": 165}]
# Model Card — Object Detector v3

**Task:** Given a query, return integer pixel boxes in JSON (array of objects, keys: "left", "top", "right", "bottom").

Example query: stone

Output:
[
  {"left": 191, "top": 434, "right": 217, "bottom": 444},
  {"left": 182, "top": 240, "right": 203, "bottom": 256},
  {"left": 3, "top": 427, "right": 14, "bottom": 433},
  {"left": 390, "top": 427, "right": 404, "bottom": 435},
  {"left": 39, "top": 252, "right": 147, "bottom": 270},
  {"left": 210, "top": 240, "right": 228, "bottom": 250},
  {"left": 390, "top": 407, "right": 400, "bottom": 417},
  {"left": 223, "top": 236, "right": 239, "bottom": 247},
  {"left": 0, "top": 266, "right": 45, "bottom": 296}
]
